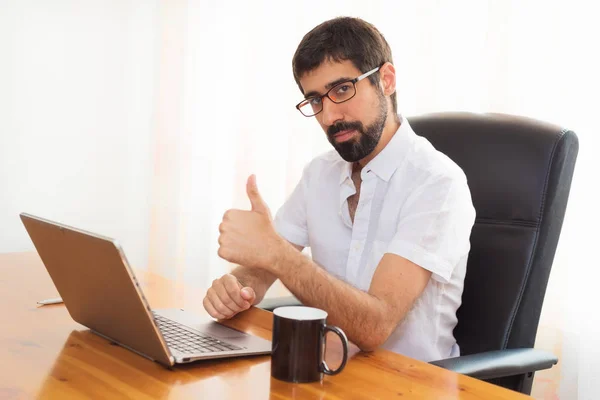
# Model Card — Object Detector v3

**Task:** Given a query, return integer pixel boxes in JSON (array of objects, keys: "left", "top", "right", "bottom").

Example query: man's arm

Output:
[
  {"left": 214, "top": 174, "right": 431, "bottom": 350},
  {"left": 271, "top": 241, "right": 431, "bottom": 351}
]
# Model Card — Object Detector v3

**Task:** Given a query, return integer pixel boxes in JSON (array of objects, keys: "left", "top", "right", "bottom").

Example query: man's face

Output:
[{"left": 298, "top": 60, "right": 388, "bottom": 162}]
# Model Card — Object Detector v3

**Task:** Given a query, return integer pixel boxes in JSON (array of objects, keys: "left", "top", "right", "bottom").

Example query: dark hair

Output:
[{"left": 292, "top": 17, "right": 397, "bottom": 114}]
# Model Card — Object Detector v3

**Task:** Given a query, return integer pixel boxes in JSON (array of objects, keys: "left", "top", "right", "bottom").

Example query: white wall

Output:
[{"left": 0, "top": 0, "right": 159, "bottom": 269}]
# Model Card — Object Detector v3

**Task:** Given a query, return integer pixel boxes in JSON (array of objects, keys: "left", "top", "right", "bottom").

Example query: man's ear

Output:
[{"left": 379, "top": 62, "right": 396, "bottom": 97}]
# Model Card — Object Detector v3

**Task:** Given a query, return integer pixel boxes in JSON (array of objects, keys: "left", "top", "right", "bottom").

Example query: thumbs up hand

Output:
[{"left": 217, "top": 175, "right": 285, "bottom": 270}]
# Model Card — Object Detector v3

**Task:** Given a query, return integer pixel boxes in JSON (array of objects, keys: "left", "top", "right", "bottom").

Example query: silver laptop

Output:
[{"left": 20, "top": 212, "right": 272, "bottom": 367}]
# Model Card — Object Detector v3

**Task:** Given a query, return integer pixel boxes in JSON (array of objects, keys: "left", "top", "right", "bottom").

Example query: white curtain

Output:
[{"left": 1, "top": 1, "right": 598, "bottom": 398}]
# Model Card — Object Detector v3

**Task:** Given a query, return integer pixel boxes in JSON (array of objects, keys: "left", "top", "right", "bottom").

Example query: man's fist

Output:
[
  {"left": 202, "top": 273, "right": 256, "bottom": 319},
  {"left": 217, "top": 175, "right": 283, "bottom": 269}
]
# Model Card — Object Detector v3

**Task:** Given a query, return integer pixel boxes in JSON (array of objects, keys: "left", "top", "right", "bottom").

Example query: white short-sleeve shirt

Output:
[{"left": 274, "top": 116, "right": 476, "bottom": 362}]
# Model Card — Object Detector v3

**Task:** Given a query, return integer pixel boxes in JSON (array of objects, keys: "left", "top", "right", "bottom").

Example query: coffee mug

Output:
[{"left": 271, "top": 306, "right": 348, "bottom": 383}]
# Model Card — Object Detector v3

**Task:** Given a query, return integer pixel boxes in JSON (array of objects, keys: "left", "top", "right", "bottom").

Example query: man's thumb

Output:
[
  {"left": 240, "top": 287, "right": 256, "bottom": 304},
  {"left": 246, "top": 175, "right": 269, "bottom": 215}
]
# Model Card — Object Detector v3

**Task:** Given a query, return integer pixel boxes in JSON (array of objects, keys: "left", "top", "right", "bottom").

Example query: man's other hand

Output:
[{"left": 202, "top": 273, "right": 256, "bottom": 319}]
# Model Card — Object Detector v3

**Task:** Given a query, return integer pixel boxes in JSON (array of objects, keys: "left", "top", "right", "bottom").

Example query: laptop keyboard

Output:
[{"left": 153, "top": 313, "right": 242, "bottom": 354}]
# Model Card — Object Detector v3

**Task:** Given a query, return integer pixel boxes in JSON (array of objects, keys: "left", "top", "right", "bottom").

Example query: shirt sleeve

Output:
[
  {"left": 273, "top": 164, "right": 311, "bottom": 248},
  {"left": 386, "top": 175, "right": 475, "bottom": 283}
]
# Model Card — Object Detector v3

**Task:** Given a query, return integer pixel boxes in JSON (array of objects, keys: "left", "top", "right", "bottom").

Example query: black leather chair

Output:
[{"left": 258, "top": 112, "right": 579, "bottom": 395}]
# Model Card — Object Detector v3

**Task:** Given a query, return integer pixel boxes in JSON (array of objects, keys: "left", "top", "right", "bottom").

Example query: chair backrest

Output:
[{"left": 408, "top": 112, "right": 578, "bottom": 356}]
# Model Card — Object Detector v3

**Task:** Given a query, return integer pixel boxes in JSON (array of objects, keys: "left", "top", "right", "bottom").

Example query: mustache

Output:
[{"left": 327, "top": 121, "right": 364, "bottom": 137}]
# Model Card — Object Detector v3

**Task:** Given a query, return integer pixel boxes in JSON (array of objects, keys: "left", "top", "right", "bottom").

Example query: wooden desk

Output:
[{"left": 0, "top": 252, "right": 530, "bottom": 399}]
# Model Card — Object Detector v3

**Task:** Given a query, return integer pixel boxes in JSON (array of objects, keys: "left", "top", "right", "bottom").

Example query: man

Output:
[{"left": 202, "top": 17, "right": 475, "bottom": 362}]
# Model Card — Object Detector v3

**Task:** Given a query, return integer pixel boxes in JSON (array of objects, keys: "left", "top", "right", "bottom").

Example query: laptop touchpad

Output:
[{"left": 201, "top": 322, "right": 247, "bottom": 339}]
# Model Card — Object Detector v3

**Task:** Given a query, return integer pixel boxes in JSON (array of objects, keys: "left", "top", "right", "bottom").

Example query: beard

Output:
[{"left": 326, "top": 92, "right": 388, "bottom": 162}]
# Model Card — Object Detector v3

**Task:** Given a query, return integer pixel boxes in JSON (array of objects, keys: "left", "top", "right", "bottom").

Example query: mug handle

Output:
[{"left": 321, "top": 325, "right": 349, "bottom": 375}]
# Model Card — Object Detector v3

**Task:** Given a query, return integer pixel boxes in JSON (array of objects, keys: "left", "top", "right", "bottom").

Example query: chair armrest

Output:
[
  {"left": 429, "top": 348, "right": 558, "bottom": 380},
  {"left": 255, "top": 295, "right": 302, "bottom": 311}
]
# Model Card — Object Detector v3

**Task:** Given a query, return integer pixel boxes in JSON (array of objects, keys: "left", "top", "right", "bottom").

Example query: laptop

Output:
[{"left": 20, "top": 212, "right": 272, "bottom": 367}]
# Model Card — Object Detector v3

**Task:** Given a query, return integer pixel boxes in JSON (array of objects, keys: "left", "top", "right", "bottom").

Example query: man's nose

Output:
[{"left": 320, "top": 97, "right": 343, "bottom": 127}]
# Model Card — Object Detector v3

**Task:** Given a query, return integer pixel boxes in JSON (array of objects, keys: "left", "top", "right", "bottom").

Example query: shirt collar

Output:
[{"left": 338, "top": 114, "right": 415, "bottom": 184}]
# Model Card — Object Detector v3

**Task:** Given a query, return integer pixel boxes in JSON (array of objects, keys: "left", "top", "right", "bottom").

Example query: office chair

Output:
[{"left": 258, "top": 112, "right": 579, "bottom": 395}]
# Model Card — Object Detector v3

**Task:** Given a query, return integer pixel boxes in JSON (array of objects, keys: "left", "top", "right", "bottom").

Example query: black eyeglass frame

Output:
[{"left": 295, "top": 66, "right": 381, "bottom": 117}]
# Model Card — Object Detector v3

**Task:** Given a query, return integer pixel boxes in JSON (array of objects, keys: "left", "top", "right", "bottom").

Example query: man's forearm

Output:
[
  {"left": 272, "top": 243, "right": 392, "bottom": 351},
  {"left": 231, "top": 266, "right": 277, "bottom": 304}
]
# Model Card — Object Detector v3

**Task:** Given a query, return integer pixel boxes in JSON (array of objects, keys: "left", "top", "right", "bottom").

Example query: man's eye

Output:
[
  {"left": 336, "top": 84, "right": 351, "bottom": 94},
  {"left": 308, "top": 97, "right": 322, "bottom": 106}
]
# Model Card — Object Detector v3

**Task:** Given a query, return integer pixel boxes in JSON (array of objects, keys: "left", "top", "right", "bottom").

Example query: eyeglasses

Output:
[{"left": 295, "top": 66, "right": 381, "bottom": 117}]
